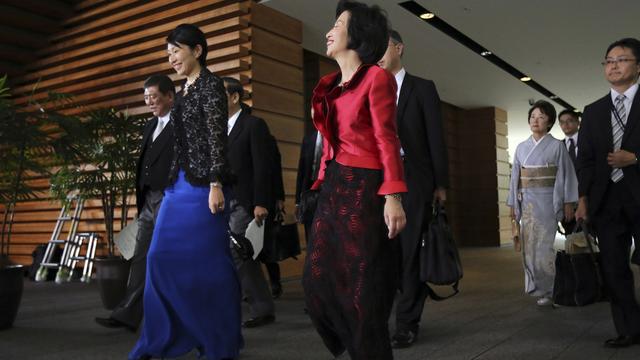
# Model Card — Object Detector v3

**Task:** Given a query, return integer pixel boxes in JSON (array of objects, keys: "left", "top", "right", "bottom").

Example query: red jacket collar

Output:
[{"left": 313, "top": 63, "right": 377, "bottom": 97}]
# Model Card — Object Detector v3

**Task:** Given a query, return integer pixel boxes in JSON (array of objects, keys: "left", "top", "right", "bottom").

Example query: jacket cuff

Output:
[{"left": 377, "top": 180, "right": 408, "bottom": 195}]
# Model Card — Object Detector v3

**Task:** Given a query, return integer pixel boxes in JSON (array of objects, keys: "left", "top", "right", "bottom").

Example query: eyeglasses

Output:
[{"left": 601, "top": 57, "right": 638, "bottom": 66}]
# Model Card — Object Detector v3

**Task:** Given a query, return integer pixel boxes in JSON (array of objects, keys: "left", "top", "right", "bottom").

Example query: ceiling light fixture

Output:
[
  {"left": 419, "top": 12, "right": 435, "bottom": 19},
  {"left": 398, "top": 0, "right": 577, "bottom": 112}
]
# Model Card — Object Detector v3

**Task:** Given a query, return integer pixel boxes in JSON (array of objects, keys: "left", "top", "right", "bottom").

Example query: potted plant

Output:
[
  {"left": 50, "top": 107, "right": 144, "bottom": 309},
  {"left": 0, "top": 75, "right": 53, "bottom": 330}
]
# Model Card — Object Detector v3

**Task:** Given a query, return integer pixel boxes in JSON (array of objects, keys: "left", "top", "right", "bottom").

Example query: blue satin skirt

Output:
[{"left": 129, "top": 170, "right": 242, "bottom": 360}]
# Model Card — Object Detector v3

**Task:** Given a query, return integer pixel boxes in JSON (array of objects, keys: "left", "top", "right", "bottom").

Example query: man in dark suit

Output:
[
  {"left": 576, "top": 37, "right": 640, "bottom": 348},
  {"left": 559, "top": 110, "right": 580, "bottom": 168},
  {"left": 295, "top": 128, "right": 323, "bottom": 240},
  {"left": 222, "top": 77, "right": 276, "bottom": 328},
  {"left": 95, "top": 75, "right": 175, "bottom": 331},
  {"left": 559, "top": 110, "right": 581, "bottom": 233},
  {"left": 378, "top": 30, "right": 449, "bottom": 348}
]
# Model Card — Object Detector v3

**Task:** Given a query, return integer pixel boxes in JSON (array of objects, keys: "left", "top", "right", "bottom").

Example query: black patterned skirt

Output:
[{"left": 302, "top": 161, "right": 398, "bottom": 360}]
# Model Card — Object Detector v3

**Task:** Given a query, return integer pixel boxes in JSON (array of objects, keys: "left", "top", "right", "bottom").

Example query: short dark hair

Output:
[
  {"left": 336, "top": 0, "right": 389, "bottom": 64},
  {"left": 143, "top": 74, "right": 175, "bottom": 96},
  {"left": 605, "top": 37, "right": 640, "bottom": 62},
  {"left": 389, "top": 29, "right": 403, "bottom": 45},
  {"left": 166, "top": 24, "right": 208, "bottom": 66},
  {"left": 221, "top": 77, "right": 244, "bottom": 99},
  {"left": 558, "top": 109, "right": 580, "bottom": 122},
  {"left": 528, "top": 100, "right": 556, "bottom": 131}
]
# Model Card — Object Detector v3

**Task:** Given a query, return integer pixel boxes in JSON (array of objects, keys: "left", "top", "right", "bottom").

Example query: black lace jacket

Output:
[{"left": 168, "top": 68, "right": 232, "bottom": 186}]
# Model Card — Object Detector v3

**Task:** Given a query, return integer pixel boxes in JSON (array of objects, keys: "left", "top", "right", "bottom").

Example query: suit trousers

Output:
[
  {"left": 229, "top": 199, "right": 275, "bottom": 318},
  {"left": 395, "top": 198, "right": 432, "bottom": 333},
  {"left": 111, "top": 189, "right": 164, "bottom": 328},
  {"left": 593, "top": 180, "right": 640, "bottom": 337}
]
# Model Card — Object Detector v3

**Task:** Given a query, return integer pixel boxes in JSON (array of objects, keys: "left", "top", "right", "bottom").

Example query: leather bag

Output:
[
  {"left": 553, "top": 224, "right": 606, "bottom": 306},
  {"left": 419, "top": 204, "right": 463, "bottom": 300}
]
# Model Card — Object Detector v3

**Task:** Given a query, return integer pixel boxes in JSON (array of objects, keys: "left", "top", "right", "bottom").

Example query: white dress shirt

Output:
[
  {"left": 394, "top": 68, "right": 406, "bottom": 156},
  {"left": 152, "top": 112, "right": 171, "bottom": 141},
  {"left": 227, "top": 109, "right": 242, "bottom": 135}
]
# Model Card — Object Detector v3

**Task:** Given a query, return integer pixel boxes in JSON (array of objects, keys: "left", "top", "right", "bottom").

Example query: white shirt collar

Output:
[
  {"left": 565, "top": 132, "right": 578, "bottom": 142},
  {"left": 158, "top": 112, "right": 171, "bottom": 125},
  {"left": 227, "top": 109, "right": 242, "bottom": 135},
  {"left": 394, "top": 68, "right": 406, "bottom": 104},
  {"left": 611, "top": 83, "right": 638, "bottom": 106}
]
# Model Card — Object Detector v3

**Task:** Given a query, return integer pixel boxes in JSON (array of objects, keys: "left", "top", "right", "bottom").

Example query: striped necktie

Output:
[{"left": 611, "top": 94, "right": 627, "bottom": 182}]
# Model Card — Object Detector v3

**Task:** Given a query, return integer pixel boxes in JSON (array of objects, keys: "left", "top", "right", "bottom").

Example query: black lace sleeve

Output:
[{"left": 201, "top": 74, "right": 229, "bottom": 183}]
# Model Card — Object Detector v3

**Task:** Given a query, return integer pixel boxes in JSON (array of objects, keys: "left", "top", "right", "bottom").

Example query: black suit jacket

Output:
[
  {"left": 136, "top": 117, "right": 174, "bottom": 214},
  {"left": 396, "top": 73, "right": 448, "bottom": 248},
  {"left": 397, "top": 73, "right": 448, "bottom": 200},
  {"left": 577, "top": 92, "right": 640, "bottom": 216},
  {"left": 227, "top": 109, "right": 272, "bottom": 212},
  {"left": 295, "top": 130, "right": 319, "bottom": 204}
]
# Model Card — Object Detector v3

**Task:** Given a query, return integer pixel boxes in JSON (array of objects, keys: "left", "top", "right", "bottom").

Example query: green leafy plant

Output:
[
  {"left": 0, "top": 75, "right": 55, "bottom": 263},
  {"left": 50, "top": 108, "right": 144, "bottom": 256}
]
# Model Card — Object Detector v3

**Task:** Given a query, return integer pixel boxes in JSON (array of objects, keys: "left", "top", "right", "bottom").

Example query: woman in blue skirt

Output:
[{"left": 129, "top": 24, "right": 242, "bottom": 360}]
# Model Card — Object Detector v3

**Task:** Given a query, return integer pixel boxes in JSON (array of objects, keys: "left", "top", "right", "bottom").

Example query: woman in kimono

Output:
[{"left": 507, "top": 100, "right": 578, "bottom": 306}]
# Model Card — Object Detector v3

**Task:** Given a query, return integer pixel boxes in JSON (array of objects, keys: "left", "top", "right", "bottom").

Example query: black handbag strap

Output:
[{"left": 581, "top": 221, "right": 604, "bottom": 293}]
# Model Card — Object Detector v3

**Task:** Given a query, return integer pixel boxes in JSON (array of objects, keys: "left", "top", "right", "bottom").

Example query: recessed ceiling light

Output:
[
  {"left": 574, "top": 109, "right": 580, "bottom": 112},
  {"left": 480, "top": 51, "right": 492, "bottom": 56},
  {"left": 549, "top": 95, "right": 558, "bottom": 100},
  {"left": 520, "top": 76, "right": 532, "bottom": 82},
  {"left": 419, "top": 12, "right": 435, "bottom": 19}
]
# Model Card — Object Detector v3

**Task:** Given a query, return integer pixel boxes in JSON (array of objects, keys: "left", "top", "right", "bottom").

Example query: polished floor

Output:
[{"left": 2, "top": 246, "right": 640, "bottom": 360}]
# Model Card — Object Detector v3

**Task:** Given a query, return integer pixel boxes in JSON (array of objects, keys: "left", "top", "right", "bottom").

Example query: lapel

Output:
[
  {"left": 228, "top": 110, "right": 246, "bottom": 149},
  {"left": 622, "top": 90, "right": 640, "bottom": 144},
  {"left": 146, "top": 121, "right": 172, "bottom": 163},
  {"left": 140, "top": 117, "right": 157, "bottom": 151},
  {"left": 598, "top": 94, "right": 614, "bottom": 150},
  {"left": 396, "top": 72, "right": 414, "bottom": 127}
]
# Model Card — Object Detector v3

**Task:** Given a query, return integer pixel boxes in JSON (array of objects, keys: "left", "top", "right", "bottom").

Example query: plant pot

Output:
[
  {"left": 94, "top": 257, "right": 130, "bottom": 310},
  {"left": 0, "top": 265, "right": 24, "bottom": 330}
]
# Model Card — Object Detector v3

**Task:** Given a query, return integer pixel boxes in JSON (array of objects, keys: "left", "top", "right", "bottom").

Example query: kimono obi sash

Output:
[{"left": 519, "top": 166, "right": 557, "bottom": 188}]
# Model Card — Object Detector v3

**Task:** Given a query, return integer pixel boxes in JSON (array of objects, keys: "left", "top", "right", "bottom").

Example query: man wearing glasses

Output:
[{"left": 576, "top": 37, "right": 640, "bottom": 348}]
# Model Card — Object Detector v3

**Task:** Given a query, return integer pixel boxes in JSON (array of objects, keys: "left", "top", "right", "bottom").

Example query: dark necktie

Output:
[{"left": 568, "top": 138, "right": 576, "bottom": 164}]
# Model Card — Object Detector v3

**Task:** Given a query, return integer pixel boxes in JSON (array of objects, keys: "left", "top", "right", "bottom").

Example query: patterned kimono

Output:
[{"left": 507, "top": 134, "right": 578, "bottom": 297}]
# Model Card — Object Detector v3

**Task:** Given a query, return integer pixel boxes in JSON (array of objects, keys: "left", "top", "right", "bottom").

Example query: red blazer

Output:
[{"left": 311, "top": 64, "right": 407, "bottom": 195}]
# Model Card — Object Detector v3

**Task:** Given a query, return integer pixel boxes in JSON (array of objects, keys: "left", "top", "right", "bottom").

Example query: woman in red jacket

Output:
[{"left": 302, "top": 1, "right": 407, "bottom": 359}]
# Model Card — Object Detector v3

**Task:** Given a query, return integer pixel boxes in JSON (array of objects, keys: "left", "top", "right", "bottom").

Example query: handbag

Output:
[
  {"left": 552, "top": 223, "right": 606, "bottom": 306},
  {"left": 419, "top": 204, "right": 463, "bottom": 300},
  {"left": 260, "top": 211, "right": 302, "bottom": 262},
  {"left": 229, "top": 231, "right": 254, "bottom": 261}
]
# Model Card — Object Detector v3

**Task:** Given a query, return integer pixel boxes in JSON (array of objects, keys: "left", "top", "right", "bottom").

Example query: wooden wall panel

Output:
[
  {"left": 4, "top": 1, "right": 304, "bottom": 277},
  {"left": 452, "top": 107, "right": 510, "bottom": 246}
]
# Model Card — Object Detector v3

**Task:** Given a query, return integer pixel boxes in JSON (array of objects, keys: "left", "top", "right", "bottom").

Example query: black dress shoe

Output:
[
  {"left": 391, "top": 330, "right": 417, "bottom": 349},
  {"left": 271, "top": 284, "right": 283, "bottom": 299},
  {"left": 242, "top": 314, "right": 275, "bottom": 328},
  {"left": 95, "top": 317, "right": 136, "bottom": 332},
  {"left": 604, "top": 335, "right": 640, "bottom": 348}
]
